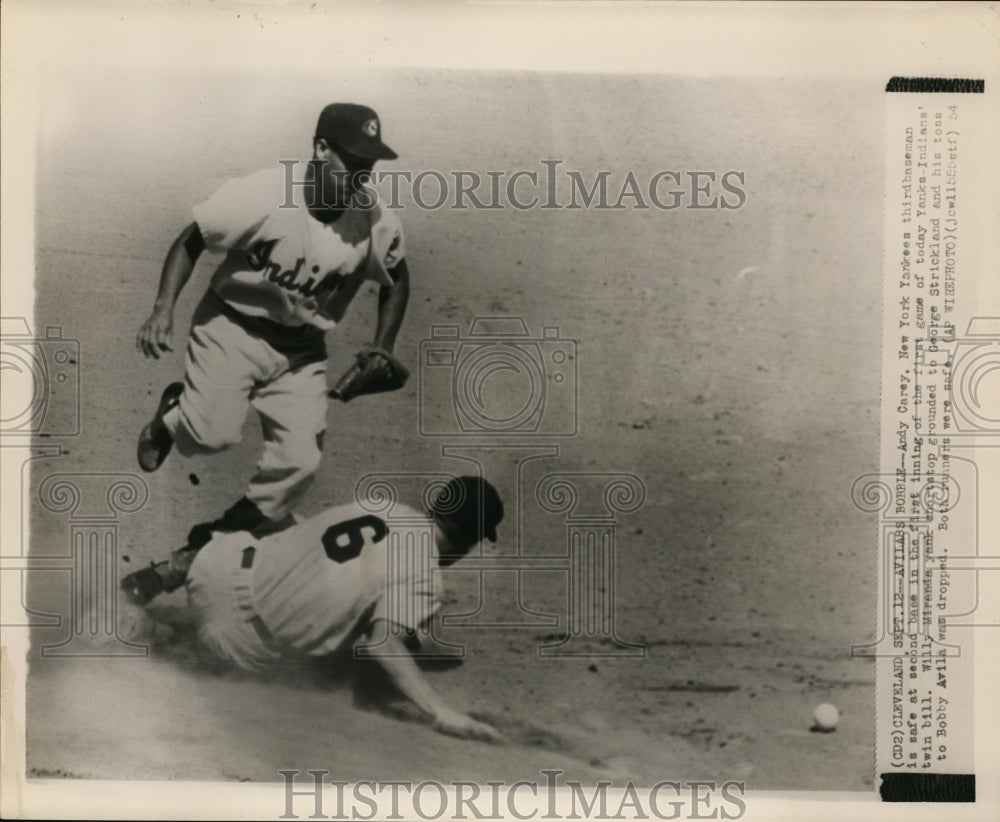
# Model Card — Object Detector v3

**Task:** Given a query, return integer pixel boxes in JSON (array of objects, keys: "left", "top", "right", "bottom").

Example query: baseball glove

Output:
[{"left": 329, "top": 346, "right": 410, "bottom": 402}]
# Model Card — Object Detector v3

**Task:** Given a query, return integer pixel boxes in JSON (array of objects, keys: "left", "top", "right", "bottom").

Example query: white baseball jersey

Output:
[
  {"left": 192, "top": 166, "right": 405, "bottom": 331},
  {"left": 188, "top": 502, "right": 442, "bottom": 661}
]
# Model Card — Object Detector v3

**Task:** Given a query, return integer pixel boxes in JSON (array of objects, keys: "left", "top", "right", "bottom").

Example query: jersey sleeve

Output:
[
  {"left": 380, "top": 209, "right": 406, "bottom": 270},
  {"left": 363, "top": 205, "right": 406, "bottom": 286},
  {"left": 191, "top": 171, "right": 274, "bottom": 252}
]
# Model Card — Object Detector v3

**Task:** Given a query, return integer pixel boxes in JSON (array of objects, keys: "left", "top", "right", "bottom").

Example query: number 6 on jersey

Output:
[{"left": 322, "top": 515, "right": 389, "bottom": 563}]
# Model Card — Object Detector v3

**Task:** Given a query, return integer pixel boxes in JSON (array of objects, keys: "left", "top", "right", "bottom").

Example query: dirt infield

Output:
[{"left": 24, "top": 70, "right": 880, "bottom": 791}]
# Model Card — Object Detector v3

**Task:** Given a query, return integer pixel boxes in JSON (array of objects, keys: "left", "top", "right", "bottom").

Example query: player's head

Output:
[
  {"left": 429, "top": 476, "right": 504, "bottom": 566},
  {"left": 311, "top": 103, "right": 396, "bottom": 208}
]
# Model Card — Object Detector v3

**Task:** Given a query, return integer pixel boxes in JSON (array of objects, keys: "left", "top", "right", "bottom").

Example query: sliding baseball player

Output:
[{"left": 142, "top": 476, "right": 505, "bottom": 743}]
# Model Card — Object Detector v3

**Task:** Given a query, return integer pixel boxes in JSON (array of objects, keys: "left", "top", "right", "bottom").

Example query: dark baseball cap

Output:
[
  {"left": 315, "top": 103, "right": 397, "bottom": 161},
  {"left": 431, "top": 476, "right": 504, "bottom": 544}
]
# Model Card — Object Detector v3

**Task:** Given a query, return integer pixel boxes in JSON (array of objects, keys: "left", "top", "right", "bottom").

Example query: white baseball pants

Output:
[{"left": 163, "top": 295, "right": 328, "bottom": 521}]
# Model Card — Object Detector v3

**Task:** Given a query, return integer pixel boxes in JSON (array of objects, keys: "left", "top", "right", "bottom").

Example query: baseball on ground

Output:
[{"left": 813, "top": 703, "right": 839, "bottom": 731}]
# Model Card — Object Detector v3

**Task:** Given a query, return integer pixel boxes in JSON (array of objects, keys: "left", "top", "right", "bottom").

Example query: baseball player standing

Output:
[
  {"left": 127, "top": 104, "right": 409, "bottom": 603},
  {"left": 150, "top": 476, "right": 505, "bottom": 743}
]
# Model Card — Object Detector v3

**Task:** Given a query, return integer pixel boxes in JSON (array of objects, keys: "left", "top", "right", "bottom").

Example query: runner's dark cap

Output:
[{"left": 431, "top": 476, "right": 504, "bottom": 543}]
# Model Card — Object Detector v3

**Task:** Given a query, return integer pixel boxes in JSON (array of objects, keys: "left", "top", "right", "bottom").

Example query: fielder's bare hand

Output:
[
  {"left": 432, "top": 709, "right": 504, "bottom": 744},
  {"left": 137, "top": 309, "right": 175, "bottom": 359}
]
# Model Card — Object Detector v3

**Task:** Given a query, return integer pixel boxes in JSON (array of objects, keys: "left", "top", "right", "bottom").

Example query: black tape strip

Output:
[
  {"left": 886, "top": 77, "right": 984, "bottom": 93},
  {"left": 879, "top": 773, "right": 976, "bottom": 802}
]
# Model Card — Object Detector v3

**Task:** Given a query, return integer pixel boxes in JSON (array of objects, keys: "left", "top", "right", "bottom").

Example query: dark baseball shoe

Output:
[
  {"left": 137, "top": 381, "right": 183, "bottom": 472},
  {"left": 120, "top": 562, "right": 169, "bottom": 607},
  {"left": 120, "top": 547, "right": 199, "bottom": 607}
]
